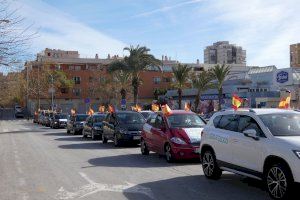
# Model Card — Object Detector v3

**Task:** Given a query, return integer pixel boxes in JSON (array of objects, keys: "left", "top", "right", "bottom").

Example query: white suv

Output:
[{"left": 200, "top": 108, "right": 300, "bottom": 199}]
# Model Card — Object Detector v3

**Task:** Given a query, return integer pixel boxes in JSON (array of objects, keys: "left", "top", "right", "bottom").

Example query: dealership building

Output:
[{"left": 166, "top": 66, "right": 300, "bottom": 111}]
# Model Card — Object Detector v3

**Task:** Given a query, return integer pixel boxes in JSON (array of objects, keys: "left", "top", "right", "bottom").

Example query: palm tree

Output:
[
  {"left": 112, "top": 70, "right": 131, "bottom": 100},
  {"left": 108, "top": 45, "right": 161, "bottom": 105},
  {"left": 172, "top": 64, "right": 192, "bottom": 109},
  {"left": 211, "top": 64, "right": 231, "bottom": 111},
  {"left": 192, "top": 70, "right": 214, "bottom": 113}
]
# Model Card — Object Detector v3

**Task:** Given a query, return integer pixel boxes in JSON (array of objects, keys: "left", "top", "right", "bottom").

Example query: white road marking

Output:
[{"left": 55, "top": 172, "right": 155, "bottom": 200}]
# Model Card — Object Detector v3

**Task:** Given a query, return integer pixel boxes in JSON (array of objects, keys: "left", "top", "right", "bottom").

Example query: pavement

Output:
[{"left": 0, "top": 119, "right": 271, "bottom": 200}]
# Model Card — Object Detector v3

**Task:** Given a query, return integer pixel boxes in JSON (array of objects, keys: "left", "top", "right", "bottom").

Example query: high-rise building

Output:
[
  {"left": 290, "top": 43, "right": 300, "bottom": 68},
  {"left": 204, "top": 41, "right": 246, "bottom": 66}
]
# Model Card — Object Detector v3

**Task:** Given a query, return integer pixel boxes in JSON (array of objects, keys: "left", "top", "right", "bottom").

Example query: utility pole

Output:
[
  {"left": 26, "top": 64, "right": 29, "bottom": 119},
  {"left": 51, "top": 74, "right": 54, "bottom": 112}
]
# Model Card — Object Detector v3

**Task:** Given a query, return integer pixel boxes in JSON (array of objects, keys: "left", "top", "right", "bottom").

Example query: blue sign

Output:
[
  {"left": 121, "top": 99, "right": 126, "bottom": 105},
  {"left": 84, "top": 98, "right": 90, "bottom": 104},
  {"left": 276, "top": 71, "right": 288, "bottom": 83}
]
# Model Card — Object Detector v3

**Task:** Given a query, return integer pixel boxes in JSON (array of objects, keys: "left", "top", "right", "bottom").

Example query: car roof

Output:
[
  {"left": 218, "top": 108, "right": 298, "bottom": 116},
  {"left": 140, "top": 110, "right": 153, "bottom": 113},
  {"left": 165, "top": 110, "right": 195, "bottom": 115},
  {"left": 115, "top": 111, "right": 141, "bottom": 114}
]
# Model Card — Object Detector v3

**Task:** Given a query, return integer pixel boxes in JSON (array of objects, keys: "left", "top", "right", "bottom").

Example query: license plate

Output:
[{"left": 133, "top": 136, "right": 141, "bottom": 140}]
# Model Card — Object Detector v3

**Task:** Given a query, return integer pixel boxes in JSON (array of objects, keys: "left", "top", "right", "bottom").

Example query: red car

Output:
[{"left": 141, "top": 110, "right": 206, "bottom": 162}]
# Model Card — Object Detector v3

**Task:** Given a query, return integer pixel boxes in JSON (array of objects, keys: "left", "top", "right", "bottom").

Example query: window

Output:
[
  {"left": 73, "top": 77, "right": 81, "bottom": 84},
  {"left": 163, "top": 77, "right": 171, "bottom": 83},
  {"left": 153, "top": 77, "right": 161, "bottom": 84},
  {"left": 213, "top": 115, "right": 222, "bottom": 127},
  {"left": 61, "top": 88, "right": 68, "bottom": 94},
  {"left": 154, "top": 115, "right": 165, "bottom": 128},
  {"left": 147, "top": 113, "right": 157, "bottom": 125},
  {"left": 218, "top": 114, "right": 238, "bottom": 132},
  {"left": 69, "top": 65, "right": 75, "bottom": 70},
  {"left": 72, "top": 88, "right": 81, "bottom": 96},
  {"left": 238, "top": 115, "right": 264, "bottom": 136},
  {"left": 167, "top": 114, "right": 205, "bottom": 128},
  {"left": 75, "top": 66, "right": 81, "bottom": 71}
]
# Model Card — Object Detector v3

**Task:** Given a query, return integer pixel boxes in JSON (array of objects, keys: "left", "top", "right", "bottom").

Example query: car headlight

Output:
[
  {"left": 54, "top": 122, "right": 58, "bottom": 124},
  {"left": 293, "top": 150, "right": 300, "bottom": 159},
  {"left": 94, "top": 126, "right": 101, "bottom": 130},
  {"left": 170, "top": 137, "right": 187, "bottom": 145}
]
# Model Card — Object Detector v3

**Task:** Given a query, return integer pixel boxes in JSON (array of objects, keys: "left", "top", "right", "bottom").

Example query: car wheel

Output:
[
  {"left": 102, "top": 134, "right": 108, "bottom": 144},
  {"left": 165, "top": 144, "right": 175, "bottom": 163},
  {"left": 114, "top": 134, "right": 120, "bottom": 147},
  {"left": 265, "top": 163, "right": 293, "bottom": 200},
  {"left": 91, "top": 130, "right": 96, "bottom": 140},
  {"left": 202, "top": 150, "right": 222, "bottom": 180},
  {"left": 141, "top": 139, "right": 149, "bottom": 155}
]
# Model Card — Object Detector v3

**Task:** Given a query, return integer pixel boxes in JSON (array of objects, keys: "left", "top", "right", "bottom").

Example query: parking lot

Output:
[{"left": 0, "top": 119, "right": 270, "bottom": 200}]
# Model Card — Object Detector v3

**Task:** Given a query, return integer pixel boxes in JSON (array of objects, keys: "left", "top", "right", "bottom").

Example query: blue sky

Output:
[{"left": 10, "top": 0, "right": 300, "bottom": 68}]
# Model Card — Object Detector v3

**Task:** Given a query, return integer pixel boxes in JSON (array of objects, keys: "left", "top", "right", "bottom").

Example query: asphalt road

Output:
[{"left": 0, "top": 120, "right": 271, "bottom": 200}]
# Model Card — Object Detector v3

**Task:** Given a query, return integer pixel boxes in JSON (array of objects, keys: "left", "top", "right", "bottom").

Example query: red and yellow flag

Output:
[
  {"left": 161, "top": 104, "right": 172, "bottom": 115},
  {"left": 131, "top": 105, "right": 142, "bottom": 112},
  {"left": 232, "top": 94, "right": 243, "bottom": 110},
  {"left": 184, "top": 102, "right": 191, "bottom": 111},
  {"left": 108, "top": 105, "right": 116, "bottom": 113},
  {"left": 278, "top": 95, "right": 291, "bottom": 109},
  {"left": 151, "top": 104, "right": 159, "bottom": 112},
  {"left": 99, "top": 105, "right": 105, "bottom": 113},
  {"left": 70, "top": 108, "right": 76, "bottom": 116},
  {"left": 87, "top": 108, "right": 94, "bottom": 116}
]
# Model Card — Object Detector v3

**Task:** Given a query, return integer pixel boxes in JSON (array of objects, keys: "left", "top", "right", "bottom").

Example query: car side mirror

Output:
[{"left": 243, "top": 129, "right": 259, "bottom": 141}]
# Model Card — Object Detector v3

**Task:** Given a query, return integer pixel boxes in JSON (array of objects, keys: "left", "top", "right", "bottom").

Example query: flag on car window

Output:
[
  {"left": 161, "top": 104, "right": 172, "bottom": 115},
  {"left": 278, "top": 91, "right": 291, "bottom": 109},
  {"left": 232, "top": 94, "right": 243, "bottom": 110},
  {"left": 151, "top": 104, "right": 159, "bottom": 112},
  {"left": 184, "top": 102, "right": 191, "bottom": 111}
]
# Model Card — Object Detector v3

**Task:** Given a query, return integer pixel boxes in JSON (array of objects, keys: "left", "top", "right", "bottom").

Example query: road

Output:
[{"left": 0, "top": 120, "right": 270, "bottom": 200}]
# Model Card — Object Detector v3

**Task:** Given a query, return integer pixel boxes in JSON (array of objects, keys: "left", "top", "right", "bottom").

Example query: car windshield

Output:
[
  {"left": 259, "top": 113, "right": 300, "bottom": 136},
  {"left": 141, "top": 112, "right": 153, "bottom": 119},
  {"left": 93, "top": 115, "right": 105, "bottom": 122},
  {"left": 167, "top": 114, "right": 206, "bottom": 128},
  {"left": 117, "top": 113, "right": 145, "bottom": 124},
  {"left": 55, "top": 114, "right": 67, "bottom": 119},
  {"left": 76, "top": 115, "right": 88, "bottom": 121}
]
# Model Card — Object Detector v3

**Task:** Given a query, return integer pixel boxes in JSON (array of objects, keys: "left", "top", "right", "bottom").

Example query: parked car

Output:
[
  {"left": 44, "top": 112, "right": 54, "bottom": 127},
  {"left": 102, "top": 111, "right": 146, "bottom": 146},
  {"left": 82, "top": 114, "right": 106, "bottom": 140},
  {"left": 67, "top": 114, "right": 89, "bottom": 134},
  {"left": 200, "top": 108, "right": 300, "bottom": 200},
  {"left": 38, "top": 113, "right": 44, "bottom": 124},
  {"left": 14, "top": 105, "right": 24, "bottom": 118},
  {"left": 141, "top": 110, "right": 206, "bottom": 162},
  {"left": 140, "top": 110, "right": 155, "bottom": 120},
  {"left": 50, "top": 113, "right": 68, "bottom": 129}
]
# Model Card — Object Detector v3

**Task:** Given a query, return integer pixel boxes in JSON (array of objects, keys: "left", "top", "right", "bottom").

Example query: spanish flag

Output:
[
  {"left": 108, "top": 105, "right": 116, "bottom": 113},
  {"left": 99, "top": 105, "right": 105, "bottom": 113},
  {"left": 131, "top": 105, "right": 142, "bottom": 112},
  {"left": 151, "top": 104, "right": 159, "bottom": 112},
  {"left": 87, "top": 107, "right": 94, "bottom": 116},
  {"left": 161, "top": 104, "right": 172, "bottom": 115},
  {"left": 278, "top": 91, "right": 291, "bottom": 109},
  {"left": 232, "top": 94, "right": 243, "bottom": 110},
  {"left": 184, "top": 102, "right": 191, "bottom": 111}
]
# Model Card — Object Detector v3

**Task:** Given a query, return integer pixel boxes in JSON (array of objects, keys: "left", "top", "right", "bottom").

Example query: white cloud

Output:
[
  {"left": 207, "top": 0, "right": 300, "bottom": 68},
  {"left": 11, "top": 0, "right": 127, "bottom": 58}
]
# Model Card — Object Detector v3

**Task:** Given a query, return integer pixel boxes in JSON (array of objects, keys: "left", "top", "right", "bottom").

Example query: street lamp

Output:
[{"left": 48, "top": 73, "right": 55, "bottom": 112}]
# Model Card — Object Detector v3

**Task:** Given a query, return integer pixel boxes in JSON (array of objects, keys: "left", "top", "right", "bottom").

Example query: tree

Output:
[
  {"left": 153, "top": 88, "right": 167, "bottom": 100},
  {"left": 110, "top": 70, "right": 131, "bottom": 100},
  {"left": 172, "top": 64, "right": 192, "bottom": 109},
  {"left": 108, "top": 45, "right": 161, "bottom": 105},
  {"left": 0, "top": 1, "right": 36, "bottom": 68},
  {"left": 211, "top": 64, "right": 231, "bottom": 111},
  {"left": 192, "top": 70, "right": 215, "bottom": 112}
]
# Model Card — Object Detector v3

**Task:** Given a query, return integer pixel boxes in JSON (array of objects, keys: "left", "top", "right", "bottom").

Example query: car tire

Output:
[
  {"left": 201, "top": 150, "right": 222, "bottom": 180},
  {"left": 141, "top": 139, "right": 149, "bottom": 155},
  {"left": 114, "top": 134, "right": 120, "bottom": 147},
  {"left": 102, "top": 134, "right": 108, "bottom": 144},
  {"left": 165, "top": 144, "right": 175, "bottom": 163},
  {"left": 265, "top": 163, "right": 293, "bottom": 200}
]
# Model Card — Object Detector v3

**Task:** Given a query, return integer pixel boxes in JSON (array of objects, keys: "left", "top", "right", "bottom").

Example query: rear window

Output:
[
  {"left": 93, "top": 115, "right": 106, "bottom": 122},
  {"left": 76, "top": 115, "right": 88, "bottom": 121},
  {"left": 117, "top": 113, "right": 145, "bottom": 124}
]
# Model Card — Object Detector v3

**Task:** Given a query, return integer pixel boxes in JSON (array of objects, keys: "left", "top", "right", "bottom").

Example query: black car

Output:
[
  {"left": 102, "top": 111, "right": 146, "bottom": 146},
  {"left": 66, "top": 114, "right": 89, "bottom": 134},
  {"left": 82, "top": 114, "right": 106, "bottom": 140},
  {"left": 50, "top": 113, "right": 68, "bottom": 129}
]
